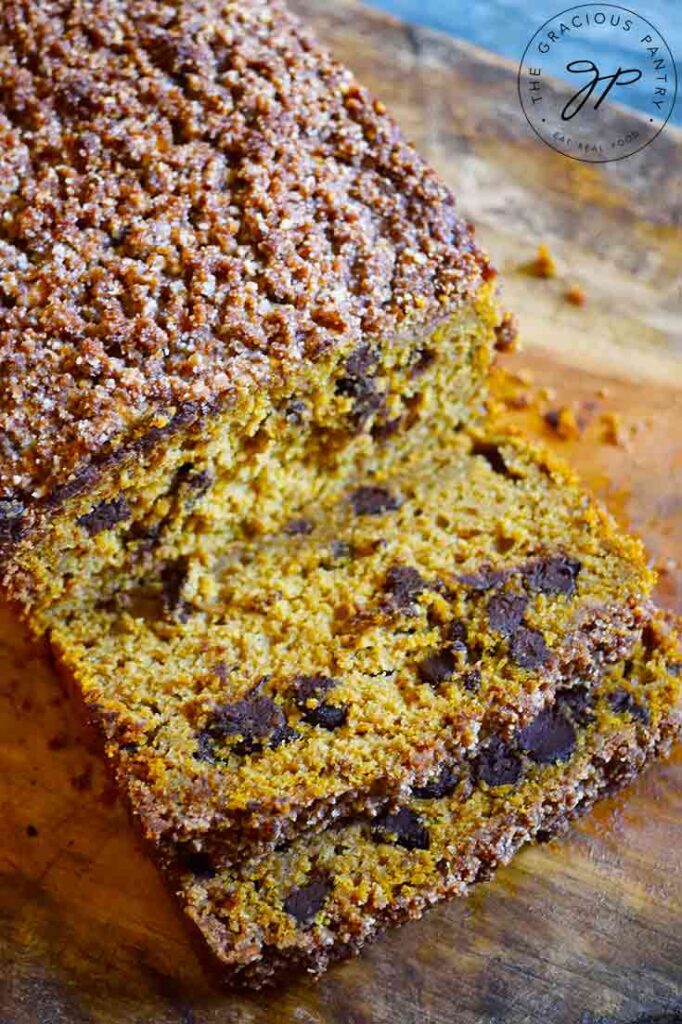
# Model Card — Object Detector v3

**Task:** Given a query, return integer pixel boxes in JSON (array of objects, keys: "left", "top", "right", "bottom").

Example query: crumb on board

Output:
[
  {"left": 544, "top": 406, "right": 582, "bottom": 440},
  {"left": 494, "top": 312, "right": 519, "bottom": 353},
  {"left": 526, "top": 244, "right": 557, "bottom": 279},
  {"left": 601, "top": 412, "right": 626, "bottom": 447},
  {"left": 565, "top": 284, "right": 587, "bottom": 306}
]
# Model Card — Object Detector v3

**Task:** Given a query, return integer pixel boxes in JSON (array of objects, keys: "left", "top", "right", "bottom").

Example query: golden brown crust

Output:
[{"left": 0, "top": 0, "right": 492, "bottom": 517}]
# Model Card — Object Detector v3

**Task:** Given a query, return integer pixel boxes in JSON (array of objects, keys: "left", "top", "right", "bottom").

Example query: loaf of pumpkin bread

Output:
[{"left": 0, "top": 0, "right": 504, "bottom": 625}]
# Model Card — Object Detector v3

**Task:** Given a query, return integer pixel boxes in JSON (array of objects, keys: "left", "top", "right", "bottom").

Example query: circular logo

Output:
[{"left": 518, "top": 4, "right": 677, "bottom": 162}]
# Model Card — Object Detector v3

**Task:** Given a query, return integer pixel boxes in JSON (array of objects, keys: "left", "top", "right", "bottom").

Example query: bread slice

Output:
[
  {"left": 175, "top": 617, "right": 681, "bottom": 987},
  {"left": 46, "top": 427, "right": 655, "bottom": 864},
  {"left": 0, "top": 0, "right": 503, "bottom": 624}
]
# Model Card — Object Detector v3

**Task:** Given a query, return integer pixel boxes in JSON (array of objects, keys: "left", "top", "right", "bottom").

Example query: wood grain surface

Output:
[{"left": 1, "top": 3, "right": 681, "bottom": 1022}]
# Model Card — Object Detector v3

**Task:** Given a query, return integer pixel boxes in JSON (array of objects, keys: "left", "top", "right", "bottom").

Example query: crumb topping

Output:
[{"left": 0, "top": 0, "right": 490, "bottom": 500}]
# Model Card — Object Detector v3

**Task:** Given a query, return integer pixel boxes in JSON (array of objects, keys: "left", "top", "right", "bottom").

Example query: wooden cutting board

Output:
[{"left": 1, "top": 3, "right": 680, "bottom": 1021}]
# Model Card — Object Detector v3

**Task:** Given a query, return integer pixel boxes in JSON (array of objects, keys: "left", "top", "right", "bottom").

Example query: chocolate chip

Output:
[
  {"left": 26, "top": 824, "right": 38, "bottom": 838},
  {"left": 77, "top": 496, "right": 131, "bottom": 536},
  {"left": 462, "top": 668, "right": 482, "bottom": 692},
  {"left": 371, "top": 416, "right": 402, "bottom": 442},
  {"left": 303, "top": 704, "right": 348, "bottom": 730},
  {"left": 447, "top": 619, "right": 469, "bottom": 645},
  {"left": 410, "top": 347, "right": 435, "bottom": 376},
  {"left": 525, "top": 556, "right": 582, "bottom": 597},
  {"left": 328, "top": 540, "right": 354, "bottom": 561},
  {"left": 174, "top": 464, "right": 213, "bottom": 495},
  {"left": 284, "top": 877, "right": 331, "bottom": 927},
  {"left": 336, "top": 346, "right": 385, "bottom": 428},
  {"left": 208, "top": 695, "right": 286, "bottom": 755},
  {"left": 345, "top": 344, "right": 379, "bottom": 379},
  {"left": 608, "top": 688, "right": 650, "bottom": 724},
  {"left": 283, "top": 518, "right": 313, "bottom": 536},
  {"left": 508, "top": 627, "right": 549, "bottom": 669},
  {"left": 291, "top": 674, "right": 338, "bottom": 707},
  {"left": 487, "top": 592, "right": 528, "bottom": 636},
  {"left": 338, "top": 377, "right": 385, "bottom": 428},
  {"left": 371, "top": 807, "right": 430, "bottom": 850},
  {"left": 457, "top": 567, "right": 506, "bottom": 591},
  {"left": 349, "top": 486, "right": 401, "bottom": 516},
  {"left": 269, "top": 724, "right": 300, "bottom": 749},
  {"left": 161, "top": 556, "right": 190, "bottom": 618},
  {"left": 0, "top": 498, "right": 27, "bottom": 543},
  {"left": 285, "top": 400, "right": 307, "bottom": 424},
  {"left": 472, "top": 736, "right": 523, "bottom": 786},
  {"left": 384, "top": 565, "right": 427, "bottom": 613},
  {"left": 418, "top": 648, "right": 457, "bottom": 687},
  {"left": 131, "top": 519, "right": 163, "bottom": 551},
  {"left": 556, "top": 685, "right": 593, "bottom": 725},
  {"left": 518, "top": 707, "right": 577, "bottom": 764},
  {"left": 412, "top": 765, "right": 459, "bottom": 799},
  {"left": 194, "top": 729, "right": 217, "bottom": 762}
]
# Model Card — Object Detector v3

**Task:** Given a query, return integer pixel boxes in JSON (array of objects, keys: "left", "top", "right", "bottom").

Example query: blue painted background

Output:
[{"left": 366, "top": 0, "right": 681, "bottom": 125}]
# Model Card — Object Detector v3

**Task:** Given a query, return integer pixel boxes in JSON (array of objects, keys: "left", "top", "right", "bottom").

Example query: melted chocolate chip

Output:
[
  {"left": 174, "top": 464, "right": 213, "bottom": 495},
  {"left": 345, "top": 344, "right": 379, "bottom": 379},
  {"left": 291, "top": 674, "right": 338, "bottom": 707},
  {"left": 349, "top": 486, "right": 401, "bottom": 516},
  {"left": 208, "top": 695, "right": 286, "bottom": 755},
  {"left": 384, "top": 565, "right": 427, "bottom": 613},
  {"left": 77, "top": 496, "right": 131, "bottom": 536},
  {"left": 412, "top": 765, "right": 459, "bottom": 799},
  {"left": 161, "top": 556, "right": 190, "bottom": 619},
  {"left": 336, "top": 346, "right": 385, "bottom": 428},
  {"left": 284, "top": 877, "right": 332, "bottom": 927},
  {"left": 508, "top": 627, "right": 550, "bottom": 669},
  {"left": 608, "top": 688, "right": 650, "bottom": 724},
  {"left": 447, "top": 619, "right": 468, "bottom": 645},
  {"left": 525, "top": 556, "right": 582, "bottom": 597},
  {"left": 0, "top": 499, "right": 27, "bottom": 543},
  {"left": 194, "top": 729, "right": 217, "bottom": 763},
  {"left": 372, "top": 807, "right": 430, "bottom": 850},
  {"left": 472, "top": 736, "right": 523, "bottom": 786},
  {"left": 418, "top": 648, "right": 457, "bottom": 687},
  {"left": 462, "top": 668, "right": 482, "bottom": 692},
  {"left": 303, "top": 704, "right": 348, "bottom": 730},
  {"left": 410, "top": 347, "right": 436, "bottom": 376},
  {"left": 285, "top": 400, "right": 307, "bottom": 424},
  {"left": 328, "top": 540, "right": 354, "bottom": 561},
  {"left": 269, "top": 724, "right": 300, "bottom": 749},
  {"left": 457, "top": 567, "right": 506, "bottom": 592},
  {"left": 518, "top": 707, "right": 577, "bottom": 764},
  {"left": 556, "top": 685, "right": 593, "bottom": 725},
  {"left": 283, "top": 518, "right": 313, "bottom": 536},
  {"left": 487, "top": 592, "right": 528, "bottom": 636},
  {"left": 371, "top": 416, "right": 402, "bottom": 442}
]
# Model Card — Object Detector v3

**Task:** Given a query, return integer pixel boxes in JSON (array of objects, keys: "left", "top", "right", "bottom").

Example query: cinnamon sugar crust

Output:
[{"left": 0, "top": 0, "right": 491, "bottom": 513}]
